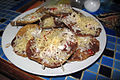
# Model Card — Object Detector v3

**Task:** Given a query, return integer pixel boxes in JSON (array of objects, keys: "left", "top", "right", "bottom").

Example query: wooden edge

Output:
[
  {"left": 16, "top": 0, "right": 38, "bottom": 13},
  {"left": 0, "top": 58, "right": 44, "bottom": 80}
]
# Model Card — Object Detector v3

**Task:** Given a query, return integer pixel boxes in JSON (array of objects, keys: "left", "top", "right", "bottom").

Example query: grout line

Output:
[
  {"left": 102, "top": 54, "right": 120, "bottom": 62},
  {"left": 102, "top": 55, "right": 114, "bottom": 60},
  {"left": 80, "top": 71, "right": 84, "bottom": 80},
  {"left": 96, "top": 58, "right": 114, "bottom": 79},
  {"left": 96, "top": 55, "right": 103, "bottom": 80},
  {"left": 65, "top": 76, "right": 68, "bottom": 80},
  {"left": 86, "top": 69, "right": 97, "bottom": 74},
  {"left": 107, "top": 34, "right": 120, "bottom": 39},
  {"left": 107, "top": 40, "right": 117, "bottom": 45},
  {"left": 100, "top": 64, "right": 113, "bottom": 70},
  {"left": 68, "top": 76, "right": 78, "bottom": 80},
  {"left": 110, "top": 36, "right": 118, "bottom": 79},
  {"left": 114, "top": 68, "right": 120, "bottom": 71}
]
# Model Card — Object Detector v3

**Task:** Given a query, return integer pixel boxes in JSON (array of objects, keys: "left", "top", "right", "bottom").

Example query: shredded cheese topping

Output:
[
  {"left": 18, "top": 12, "right": 45, "bottom": 22},
  {"left": 76, "top": 36, "right": 92, "bottom": 52},
  {"left": 45, "top": 4, "right": 73, "bottom": 14},
  {"left": 30, "top": 28, "right": 76, "bottom": 64},
  {"left": 62, "top": 11, "right": 100, "bottom": 35},
  {"left": 43, "top": 17, "right": 55, "bottom": 28},
  {"left": 14, "top": 27, "right": 39, "bottom": 54}
]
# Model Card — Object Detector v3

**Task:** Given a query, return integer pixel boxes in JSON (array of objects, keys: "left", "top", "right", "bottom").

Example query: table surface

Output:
[{"left": 0, "top": 0, "right": 120, "bottom": 80}]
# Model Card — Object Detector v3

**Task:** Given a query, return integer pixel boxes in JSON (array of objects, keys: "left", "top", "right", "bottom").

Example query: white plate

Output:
[{"left": 2, "top": 7, "right": 106, "bottom": 76}]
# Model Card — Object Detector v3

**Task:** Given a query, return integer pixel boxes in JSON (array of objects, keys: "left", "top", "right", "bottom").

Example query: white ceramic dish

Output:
[{"left": 2, "top": 7, "right": 106, "bottom": 76}]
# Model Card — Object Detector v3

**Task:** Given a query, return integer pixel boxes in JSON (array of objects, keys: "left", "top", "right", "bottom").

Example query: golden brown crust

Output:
[
  {"left": 11, "top": 20, "right": 39, "bottom": 26},
  {"left": 16, "top": 24, "right": 39, "bottom": 36},
  {"left": 69, "top": 50, "right": 91, "bottom": 61},
  {"left": 10, "top": 9, "right": 45, "bottom": 26}
]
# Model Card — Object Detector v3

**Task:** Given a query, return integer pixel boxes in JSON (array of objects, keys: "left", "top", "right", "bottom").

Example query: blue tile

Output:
[
  {"left": 106, "top": 42, "right": 115, "bottom": 50},
  {"left": 0, "top": 13, "right": 6, "bottom": 17},
  {"left": 97, "top": 58, "right": 101, "bottom": 63},
  {"left": 97, "top": 75, "right": 110, "bottom": 80},
  {"left": 9, "top": 16, "right": 16, "bottom": 20},
  {"left": 40, "top": 76, "right": 51, "bottom": 80},
  {"left": 112, "top": 69, "right": 120, "bottom": 80},
  {"left": 114, "top": 60, "right": 120, "bottom": 70},
  {"left": 1, "top": 10, "right": 10, "bottom": 14},
  {"left": 4, "top": 20, "right": 11, "bottom": 25},
  {"left": 8, "top": 11, "right": 18, "bottom": 15},
  {"left": 0, "top": 9, "right": 7, "bottom": 13},
  {"left": 88, "top": 63, "right": 99, "bottom": 73},
  {"left": 4, "top": 15, "right": 12, "bottom": 19},
  {"left": 117, "top": 38, "right": 120, "bottom": 44},
  {"left": 0, "top": 47, "right": 4, "bottom": 56},
  {"left": 52, "top": 76, "right": 66, "bottom": 80},
  {"left": 82, "top": 71, "right": 96, "bottom": 80},
  {"left": 0, "top": 37, "right": 1, "bottom": 46},
  {"left": 66, "top": 77, "right": 76, "bottom": 80},
  {"left": 1, "top": 54, "right": 8, "bottom": 61},
  {"left": 0, "top": 24, "right": 7, "bottom": 29},
  {"left": 13, "top": 13, "right": 20, "bottom": 17},
  {"left": 101, "top": 56, "right": 113, "bottom": 67},
  {"left": 116, "top": 44, "right": 120, "bottom": 52},
  {"left": 10, "top": 6, "right": 19, "bottom": 11},
  {"left": 104, "top": 27, "right": 116, "bottom": 36},
  {"left": 115, "top": 51, "right": 120, "bottom": 60},
  {"left": 107, "top": 35, "right": 116, "bottom": 43},
  {"left": 10, "top": 0, "right": 31, "bottom": 11}
]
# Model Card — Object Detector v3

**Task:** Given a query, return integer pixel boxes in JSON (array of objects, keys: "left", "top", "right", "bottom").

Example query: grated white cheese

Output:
[
  {"left": 30, "top": 28, "right": 76, "bottom": 64},
  {"left": 14, "top": 27, "right": 41, "bottom": 54},
  {"left": 76, "top": 36, "right": 92, "bottom": 52},
  {"left": 62, "top": 11, "right": 100, "bottom": 35},
  {"left": 45, "top": 4, "right": 73, "bottom": 14}
]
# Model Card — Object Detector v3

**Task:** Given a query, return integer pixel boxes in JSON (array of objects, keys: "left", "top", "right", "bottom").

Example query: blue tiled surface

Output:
[
  {"left": 82, "top": 71, "right": 97, "bottom": 80},
  {"left": 88, "top": 63, "right": 99, "bottom": 73},
  {"left": 116, "top": 44, "right": 120, "bottom": 52},
  {"left": 0, "top": 47, "right": 4, "bottom": 56},
  {"left": 107, "top": 35, "right": 116, "bottom": 43},
  {"left": 112, "top": 69, "right": 120, "bottom": 80},
  {"left": 66, "top": 77, "right": 76, "bottom": 80},
  {"left": 40, "top": 76, "right": 51, "bottom": 80},
  {"left": 114, "top": 60, "right": 120, "bottom": 70},
  {"left": 0, "top": 0, "right": 120, "bottom": 80},
  {"left": 106, "top": 41, "right": 116, "bottom": 50},
  {"left": 97, "top": 75, "right": 110, "bottom": 80},
  {"left": 52, "top": 76, "right": 66, "bottom": 80},
  {"left": 1, "top": 54, "right": 9, "bottom": 61},
  {"left": 115, "top": 52, "right": 120, "bottom": 60},
  {"left": 117, "top": 38, "right": 120, "bottom": 44},
  {"left": 0, "top": 37, "right": 1, "bottom": 46},
  {"left": 104, "top": 27, "right": 116, "bottom": 36},
  {"left": 101, "top": 56, "right": 113, "bottom": 67},
  {"left": 97, "top": 58, "right": 101, "bottom": 63}
]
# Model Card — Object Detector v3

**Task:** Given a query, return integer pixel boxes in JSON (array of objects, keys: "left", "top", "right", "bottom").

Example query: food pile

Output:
[{"left": 11, "top": 4, "right": 101, "bottom": 68}]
